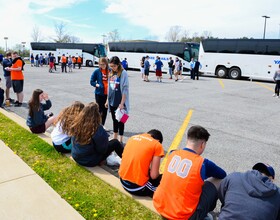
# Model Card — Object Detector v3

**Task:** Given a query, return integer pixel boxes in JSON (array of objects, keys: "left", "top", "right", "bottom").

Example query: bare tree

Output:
[
  {"left": 31, "top": 25, "right": 43, "bottom": 42},
  {"left": 107, "top": 29, "right": 120, "bottom": 42},
  {"left": 201, "top": 31, "right": 212, "bottom": 39},
  {"left": 52, "top": 22, "right": 82, "bottom": 43},
  {"left": 69, "top": 35, "right": 81, "bottom": 43},
  {"left": 165, "top": 26, "right": 182, "bottom": 42}
]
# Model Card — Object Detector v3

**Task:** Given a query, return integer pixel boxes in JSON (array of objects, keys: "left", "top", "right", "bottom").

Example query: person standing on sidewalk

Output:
[
  {"left": 273, "top": 64, "right": 280, "bottom": 98},
  {"left": 2, "top": 52, "right": 13, "bottom": 104},
  {"left": 90, "top": 57, "right": 109, "bottom": 126}
]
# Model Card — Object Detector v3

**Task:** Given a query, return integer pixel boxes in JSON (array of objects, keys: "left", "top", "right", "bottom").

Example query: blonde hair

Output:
[
  {"left": 69, "top": 102, "right": 101, "bottom": 145},
  {"left": 54, "top": 101, "right": 85, "bottom": 135}
]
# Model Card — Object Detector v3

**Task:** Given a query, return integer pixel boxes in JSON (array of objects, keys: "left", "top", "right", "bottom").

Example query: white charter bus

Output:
[
  {"left": 30, "top": 42, "right": 107, "bottom": 67},
  {"left": 107, "top": 41, "right": 199, "bottom": 72},
  {"left": 199, "top": 39, "right": 280, "bottom": 81}
]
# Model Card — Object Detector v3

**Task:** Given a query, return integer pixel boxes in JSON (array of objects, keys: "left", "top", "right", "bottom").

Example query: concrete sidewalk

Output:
[{"left": 0, "top": 140, "right": 85, "bottom": 220}]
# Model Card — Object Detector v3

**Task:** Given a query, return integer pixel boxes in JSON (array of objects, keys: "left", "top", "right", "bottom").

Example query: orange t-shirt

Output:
[
  {"left": 153, "top": 150, "right": 204, "bottom": 220},
  {"left": 61, "top": 56, "right": 67, "bottom": 63},
  {"left": 101, "top": 69, "right": 108, "bottom": 95},
  {"left": 119, "top": 133, "right": 164, "bottom": 186},
  {"left": 11, "top": 59, "right": 24, "bottom": 80}
]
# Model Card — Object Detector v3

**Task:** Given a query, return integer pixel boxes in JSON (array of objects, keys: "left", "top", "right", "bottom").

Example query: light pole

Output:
[
  {"left": 4, "top": 37, "right": 8, "bottom": 52},
  {"left": 21, "top": 42, "right": 26, "bottom": 56},
  {"left": 262, "top": 15, "right": 270, "bottom": 39}
]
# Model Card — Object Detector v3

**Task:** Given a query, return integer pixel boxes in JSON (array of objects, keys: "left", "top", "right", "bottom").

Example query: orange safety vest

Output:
[
  {"left": 77, "top": 57, "right": 82, "bottom": 63},
  {"left": 72, "top": 57, "right": 76, "bottom": 63},
  {"left": 153, "top": 150, "right": 204, "bottom": 220},
  {"left": 11, "top": 59, "right": 24, "bottom": 80},
  {"left": 61, "top": 56, "right": 67, "bottom": 63}
]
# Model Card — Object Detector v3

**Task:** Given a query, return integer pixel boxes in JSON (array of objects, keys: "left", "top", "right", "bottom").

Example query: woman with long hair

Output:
[
  {"left": 51, "top": 101, "right": 84, "bottom": 153},
  {"left": 69, "top": 102, "right": 123, "bottom": 167},
  {"left": 105, "top": 56, "right": 129, "bottom": 144},
  {"left": 26, "top": 89, "right": 55, "bottom": 133},
  {"left": 90, "top": 57, "right": 109, "bottom": 126}
]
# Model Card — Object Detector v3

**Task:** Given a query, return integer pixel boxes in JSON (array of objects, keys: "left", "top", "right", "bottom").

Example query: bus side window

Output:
[{"left": 184, "top": 50, "right": 191, "bottom": 62}]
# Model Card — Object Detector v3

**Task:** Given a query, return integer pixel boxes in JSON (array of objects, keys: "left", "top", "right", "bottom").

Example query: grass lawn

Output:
[{"left": 0, "top": 113, "right": 160, "bottom": 220}]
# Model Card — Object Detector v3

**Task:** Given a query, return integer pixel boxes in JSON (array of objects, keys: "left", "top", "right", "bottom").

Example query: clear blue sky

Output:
[{"left": 0, "top": 0, "right": 280, "bottom": 50}]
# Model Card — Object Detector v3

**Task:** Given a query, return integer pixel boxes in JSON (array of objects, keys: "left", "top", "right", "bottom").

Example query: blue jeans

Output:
[{"left": 168, "top": 67, "right": 173, "bottom": 78}]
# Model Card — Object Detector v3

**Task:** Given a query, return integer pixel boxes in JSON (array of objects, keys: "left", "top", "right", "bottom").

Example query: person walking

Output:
[
  {"left": 68, "top": 55, "right": 73, "bottom": 72},
  {"left": 90, "top": 57, "right": 109, "bottom": 126},
  {"left": 105, "top": 56, "right": 129, "bottom": 144},
  {"left": 273, "top": 64, "right": 280, "bottom": 98},
  {"left": 30, "top": 53, "right": 34, "bottom": 67},
  {"left": 168, "top": 57, "right": 174, "bottom": 79},
  {"left": 2, "top": 52, "right": 13, "bottom": 104},
  {"left": 72, "top": 56, "right": 76, "bottom": 69},
  {"left": 174, "top": 57, "right": 180, "bottom": 81},
  {"left": 49, "top": 53, "right": 55, "bottom": 73},
  {"left": 218, "top": 163, "right": 280, "bottom": 220}
]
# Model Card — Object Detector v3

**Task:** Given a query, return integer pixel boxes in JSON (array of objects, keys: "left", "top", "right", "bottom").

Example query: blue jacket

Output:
[
  {"left": 90, "top": 68, "right": 106, "bottom": 96},
  {"left": 71, "top": 125, "right": 109, "bottom": 167},
  {"left": 218, "top": 170, "right": 280, "bottom": 220},
  {"left": 26, "top": 100, "right": 52, "bottom": 127},
  {"left": 2, "top": 58, "right": 12, "bottom": 77}
]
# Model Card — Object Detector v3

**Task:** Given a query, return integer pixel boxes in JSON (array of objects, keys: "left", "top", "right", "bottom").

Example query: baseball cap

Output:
[{"left": 252, "top": 162, "right": 275, "bottom": 179}]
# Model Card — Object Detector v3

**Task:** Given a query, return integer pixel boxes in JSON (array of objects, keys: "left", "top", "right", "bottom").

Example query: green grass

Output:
[{"left": 0, "top": 113, "right": 160, "bottom": 220}]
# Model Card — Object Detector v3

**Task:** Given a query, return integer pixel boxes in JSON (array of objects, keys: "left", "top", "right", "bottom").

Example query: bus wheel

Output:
[
  {"left": 216, "top": 67, "right": 227, "bottom": 78},
  {"left": 87, "top": 60, "right": 93, "bottom": 67},
  {"left": 229, "top": 67, "right": 241, "bottom": 79}
]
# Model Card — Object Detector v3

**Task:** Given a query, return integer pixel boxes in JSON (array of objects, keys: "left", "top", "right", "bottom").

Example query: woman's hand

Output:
[
  {"left": 119, "top": 103, "right": 124, "bottom": 110},
  {"left": 96, "top": 83, "right": 100, "bottom": 88}
]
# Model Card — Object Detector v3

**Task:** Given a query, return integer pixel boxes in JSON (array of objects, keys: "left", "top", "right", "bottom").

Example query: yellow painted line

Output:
[
  {"left": 218, "top": 79, "right": 225, "bottom": 89},
  {"left": 160, "top": 109, "right": 193, "bottom": 173},
  {"left": 255, "top": 82, "right": 274, "bottom": 92}
]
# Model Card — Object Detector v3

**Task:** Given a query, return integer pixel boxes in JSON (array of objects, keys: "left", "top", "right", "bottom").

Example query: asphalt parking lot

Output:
[{"left": 1, "top": 64, "right": 279, "bottom": 184}]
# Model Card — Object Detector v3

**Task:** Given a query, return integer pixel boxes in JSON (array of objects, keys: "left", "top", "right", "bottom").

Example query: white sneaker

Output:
[
  {"left": 272, "top": 94, "right": 277, "bottom": 97},
  {"left": 277, "top": 96, "right": 280, "bottom": 98}
]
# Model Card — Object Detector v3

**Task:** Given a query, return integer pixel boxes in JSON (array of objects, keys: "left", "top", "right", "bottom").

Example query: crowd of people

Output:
[
  {"left": 0, "top": 53, "right": 279, "bottom": 219},
  {"left": 30, "top": 53, "right": 83, "bottom": 73},
  {"left": 140, "top": 55, "right": 202, "bottom": 83}
]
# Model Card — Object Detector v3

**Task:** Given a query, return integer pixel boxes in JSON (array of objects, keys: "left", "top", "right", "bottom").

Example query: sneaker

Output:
[
  {"left": 277, "top": 96, "right": 280, "bottom": 98},
  {"left": 14, "top": 102, "right": 22, "bottom": 107},
  {"left": 272, "top": 94, "right": 276, "bottom": 97}
]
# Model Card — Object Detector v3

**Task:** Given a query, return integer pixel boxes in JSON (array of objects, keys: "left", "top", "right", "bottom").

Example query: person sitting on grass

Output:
[
  {"left": 51, "top": 101, "right": 84, "bottom": 153},
  {"left": 118, "top": 129, "right": 164, "bottom": 197},
  {"left": 69, "top": 102, "right": 123, "bottom": 167},
  {"left": 26, "top": 89, "right": 55, "bottom": 134}
]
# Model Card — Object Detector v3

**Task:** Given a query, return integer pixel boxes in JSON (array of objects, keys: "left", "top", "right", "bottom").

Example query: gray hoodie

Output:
[{"left": 218, "top": 170, "right": 280, "bottom": 220}]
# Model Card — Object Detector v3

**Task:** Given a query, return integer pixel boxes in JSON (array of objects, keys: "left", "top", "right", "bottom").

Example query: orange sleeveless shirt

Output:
[
  {"left": 11, "top": 59, "right": 24, "bottom": 80},
  {"left": 153, "top": 149, "right": 204, "bottom": 219}
]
